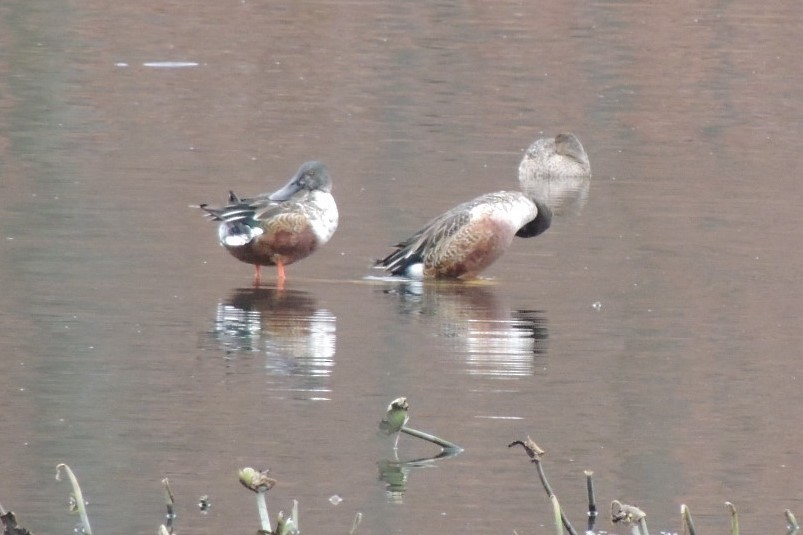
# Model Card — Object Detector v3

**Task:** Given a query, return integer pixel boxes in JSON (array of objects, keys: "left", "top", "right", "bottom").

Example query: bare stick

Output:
[
  {"left": 350, "top": 512, "right": 363, "bottom": 535},
  {"left": 584, "top": 470, "right": 597, "bottom": 532},
  {"left": 162, "top": 478, "right": 176, "bottom": 520},
  {"left": 55, "top": 463, "right": 92, "bottom": 535},
  {"left": 725, "top": 502, "right": 739, "bottom": 535},
  {"left": 680, "top": 504, "right": 697, "bottom": 535},
  {"left": 786, "top": 509, "right": 800, "bottom": 534},
  {"left": 584, "top": 470, "right": 597, "bottom": 517}
]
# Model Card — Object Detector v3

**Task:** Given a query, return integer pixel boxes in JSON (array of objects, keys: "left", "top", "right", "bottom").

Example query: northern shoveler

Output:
[
  {"left": 376, "top": 133, "right": 590, "bottom": 279},
  {"left": 200, "top": 161, "right": 338, "bottom": 285},
  {"left": 518, "top": 132, "right": 592, "bottom": 216},
  {"left": 375, "top": 192, "right": 551, "bottom": 279},
  {"left": 518, "top": 132, "right": 590, "bottom": 180}
]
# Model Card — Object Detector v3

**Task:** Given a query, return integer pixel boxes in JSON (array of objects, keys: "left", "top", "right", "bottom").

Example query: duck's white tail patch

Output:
[
  {"left": 219, "top": 222, "right": 263, "bottom": 247},
  {"left": 405, "top": 263, "right": 425, "bottom": 280}
]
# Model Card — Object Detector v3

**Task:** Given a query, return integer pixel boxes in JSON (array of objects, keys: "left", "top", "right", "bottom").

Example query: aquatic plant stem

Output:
[
  {"left": 162, "top": 477, "right": 176, "bottom": 520},
  {"left": 350, "top": 512, "right": 363, "bottom": 535},
  {"left": 55, "top": 463, "right": 92, "bottom": 535},
  {"left": 638, "top": 516, "right": 650, "bottom": 535},
  {"left": 681, "top": 504, "right": 697, "bottom": 535},
  {"left": 535, "top": 458, "right": 578, "bottom": 535},
  {"left": 400, "top": 425, "right": 463, "bottom": 452},
  {"left": 725, "top": 502, "right": 739, "bottom": 535},
  {"left": 786, "top": 509, "right": 800, "bottom": 534},
  {"left": 550, "top": 495, "right": 563, "bottom": 535},
  {"left": 257, "top": 489, "right": 271, "bottom": 532},
  {"left": 508, "top": 438, "right": 577, "bottom": 535},
  {"left": 584, "top": 470, "right": 597, "bottom": 516}
]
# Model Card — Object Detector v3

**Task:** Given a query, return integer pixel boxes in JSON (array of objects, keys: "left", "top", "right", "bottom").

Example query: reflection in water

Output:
[
  {"left": 522, "top": 174, "right": 591, "bottom": 217},
  {"left": 210, "top": 288, "right": 336, "bottom": 392},
  {"left": 381, "top": 282, "right": 547, "bottom": 377},
  {"left": 378, "top": 450, "right": 461, "bottom": 504}
]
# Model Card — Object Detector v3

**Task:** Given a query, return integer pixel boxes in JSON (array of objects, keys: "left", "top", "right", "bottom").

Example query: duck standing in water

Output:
[
  {"left": 376, "top": 133, "right": 590, "bottom": 279},
  {"left": 200, "top": 161, "right": 338, "bottom": 286}
]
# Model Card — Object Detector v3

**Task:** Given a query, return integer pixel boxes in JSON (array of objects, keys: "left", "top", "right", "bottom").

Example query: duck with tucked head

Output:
[
  {"left": 375, "top": 133, "right": 589, "bottom": 280},
  {"left": 200, "top": 161, "right": 338, "bottom": 286},
  {"left": 518, "top": 132, "right": 590, "bottom": 179},
  {"left": 518, "top": 132, "right": 592, "bottom": 216}
]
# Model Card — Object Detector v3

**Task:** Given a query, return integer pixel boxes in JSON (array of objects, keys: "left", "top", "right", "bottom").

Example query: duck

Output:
[
  {"left": 375, "top": 133, "right": 589, "bottom": 279},
  {"left": 517, "top": 132, "right": 592, "bottom": 216},
  {"left": 518, "top": 132, "right": 590, "bottom": 180},
  {"left": 200, "top": 161, "right": 338, "bottom": 285}
]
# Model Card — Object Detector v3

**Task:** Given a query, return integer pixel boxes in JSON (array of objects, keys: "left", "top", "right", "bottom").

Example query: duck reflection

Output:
[
  {"left": 211, "top": 288, "right": 336, "bottom": 389},
  {"left": 381, "top": 282, "right": 547, "bottom": 377}
]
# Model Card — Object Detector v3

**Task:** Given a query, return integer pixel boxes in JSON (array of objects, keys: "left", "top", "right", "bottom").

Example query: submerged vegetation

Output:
[{"left": 1, "top": 410, "right": 799, "bottom": 534}]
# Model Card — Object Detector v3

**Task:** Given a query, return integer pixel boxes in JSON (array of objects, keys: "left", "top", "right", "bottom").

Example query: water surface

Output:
[{"left": 1, "top": 1, "right": 802, "bottom": 534}]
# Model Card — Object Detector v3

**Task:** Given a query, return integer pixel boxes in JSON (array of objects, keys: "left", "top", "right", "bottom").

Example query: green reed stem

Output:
[
  {"left": 400, "top": 425, "right": 463, "bottom": 452},
  {"left": 55, "top": 463, "right": 92, "bottom": 535}
]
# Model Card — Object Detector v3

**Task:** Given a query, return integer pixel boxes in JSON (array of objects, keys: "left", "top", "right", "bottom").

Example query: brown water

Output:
[{"left": 1, "top": 1, "right": 802, "bottom": 534}]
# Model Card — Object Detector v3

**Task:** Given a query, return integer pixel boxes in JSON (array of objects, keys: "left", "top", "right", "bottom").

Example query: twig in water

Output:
[
  {"left": 55, "top": 463, "right": 92, "bottom": 535},
  {"left": 349, "top": 512, "right": 363, "bottom": 535},
  {"left": 585, "top": 470, "right": 597, "bottom": 533},
  {"left": 584, "top": 470, "right": 597, "bottom": 516},
  {"left": 508, "top": 437, "right": 577, "bottom": 535},
  {"left": 786, "top": 509, "right": 800, "bottom": 534},
  {"left": 162, "top": 478, "right": 176, "bottom": 520},
  {"left": 292, "top": 499, "right": 298, "bottom": 533},
  {"left": 680, "top": 504, "right": 697, "bottom": 535},
  {"left": 725, "top": 502, "right": 739, "bottom": 535}
]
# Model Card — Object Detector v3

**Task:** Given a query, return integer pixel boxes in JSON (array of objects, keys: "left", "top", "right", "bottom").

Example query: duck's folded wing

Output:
[{"left": 377, "top": 207, "right": 471, "bottom": 275}]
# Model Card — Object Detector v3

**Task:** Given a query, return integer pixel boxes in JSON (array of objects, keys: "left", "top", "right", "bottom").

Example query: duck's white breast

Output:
[{"left": 308, "top": 192, "right": 339, "bottom": 244}]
